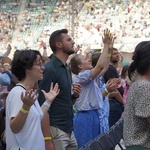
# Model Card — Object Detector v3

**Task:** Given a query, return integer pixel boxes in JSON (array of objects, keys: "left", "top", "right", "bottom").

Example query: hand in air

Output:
[
  {"left": 21, "top": 87, "right": 37, "bottom": 109},
  {"left": 41, "top": 83, "right": 60, "bottom": 104},
  {"left": 102, "top": 29, "right": 116, "bottom": 53},
  {"left": 102, "top": 29, "right": 112, "bottom": 45}
]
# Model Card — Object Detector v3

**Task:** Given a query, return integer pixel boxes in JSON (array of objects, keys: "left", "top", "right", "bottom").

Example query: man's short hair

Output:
[{"left": 49, "top": 29, "right": 68, "bottom": 53}]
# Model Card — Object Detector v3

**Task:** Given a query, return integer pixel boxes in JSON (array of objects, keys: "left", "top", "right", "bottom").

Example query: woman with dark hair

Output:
[
  {"left": 128, "top": 41, "right": 150, "bottom": 82},
  {"left": 123, "top": 41, "right": 150, "bottom": 150},
  {"left": 5, "top": 50, "right": 59, "bottom": 150}
]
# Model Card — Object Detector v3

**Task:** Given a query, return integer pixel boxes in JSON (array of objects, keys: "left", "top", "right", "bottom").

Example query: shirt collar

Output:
[{"left": 52, "top": 54, "right": 67, "bottom": 67}]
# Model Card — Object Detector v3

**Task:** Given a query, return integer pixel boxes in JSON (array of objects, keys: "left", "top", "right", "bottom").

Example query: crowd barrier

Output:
[{"left": 79, "top": 117, "right": 125, "bottom": 150}]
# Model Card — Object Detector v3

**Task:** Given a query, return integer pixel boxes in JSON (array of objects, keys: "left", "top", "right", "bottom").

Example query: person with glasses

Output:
[{"left": 5, "top": 50, "right": 60, "bottom": 150}]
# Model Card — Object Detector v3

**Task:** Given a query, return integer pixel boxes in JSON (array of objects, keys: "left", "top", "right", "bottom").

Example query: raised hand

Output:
[
  {"left": 41, "top": 82, "right": 60, "bottom": 104},
  {"left": 3, "top": 44, "right": 12, "bottom": 57},
  {"left": 41, "top": 40, "right": 47, "bottom": 50},
  {"left": 119, "top": 52, "right": 123, "bottom": 62},
  {"left": 21, "top": 88, "right": 37, "bottom": 110},
  {"left": 102, "top": 29, "right": 112, "bottom": 45}
]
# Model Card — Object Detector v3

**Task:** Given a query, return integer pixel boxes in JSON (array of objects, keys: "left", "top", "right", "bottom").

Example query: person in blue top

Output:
[
  {"left": 91, "top": 52, "right": 118, "bottom": 134},
  {"left": 0, "top": 71, "right": 12, "bottom": 86},
  {"left": 70, "top": 29, "right": 115, "bottom": 148},
  {"left": 0, "top": 59, "right": 13, "bottom": 109}
]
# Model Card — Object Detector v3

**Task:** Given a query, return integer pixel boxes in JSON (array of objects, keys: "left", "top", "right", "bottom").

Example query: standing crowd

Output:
[{"left": 0, "top": 28, "right": 150, "bottom": 150}]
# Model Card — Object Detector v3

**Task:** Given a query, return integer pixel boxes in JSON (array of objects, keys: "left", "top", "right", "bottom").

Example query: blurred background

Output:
[{"left": 0, "top": 0, "right": 150, "bottom": 61}]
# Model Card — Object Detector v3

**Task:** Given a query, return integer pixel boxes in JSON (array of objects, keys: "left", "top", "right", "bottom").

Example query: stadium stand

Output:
[{"left": 0, "top": 0, "right": 150, "bottom": 56}]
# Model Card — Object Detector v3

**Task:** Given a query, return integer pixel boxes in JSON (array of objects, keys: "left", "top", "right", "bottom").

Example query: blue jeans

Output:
[{"left": 109, "top": 99, "right": 124, "bottom": 128}]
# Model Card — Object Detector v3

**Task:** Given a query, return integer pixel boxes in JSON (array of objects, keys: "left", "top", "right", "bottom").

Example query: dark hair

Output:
[
  {"left": 111, "top": 47, "right": 118, "bottom": 55},
  {"left": 91, "top": 52, "right": 101, "bottom": 67},
  {"left": 132, "top": 41, "right": 149, "bottom": 60},
  {"left": 49, "top": 29, "right": 68, "bottom": 53},
  {"left": 112, "top": 47, "right": 118, "bottom": 51},
  {"left": 11, "top": 50, "right": 42, "bottom": 81},
  {"left": 70, "top": 54, "right": 81, "bottom": 75},
  {"left": 128, "top": 41, "right": 150, "bottom": 80},
  {"left": 121, "top": 65, "right": 129, "bottom": 79}
]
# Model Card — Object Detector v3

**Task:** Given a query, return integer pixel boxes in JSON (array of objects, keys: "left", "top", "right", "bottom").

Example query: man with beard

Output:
[
  {"left": 38, "top": 29, "right": 82, "bottom": 150},
  {"left": 103, "top": 48, "right": 124, "bottom": 128}
]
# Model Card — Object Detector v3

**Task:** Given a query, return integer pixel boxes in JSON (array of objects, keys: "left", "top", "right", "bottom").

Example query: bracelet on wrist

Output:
[
  {"left": 3, "top": 63, "right": 10, "bottom": 67},
  {"left": 20, "top": 107, "right": 30, "bottom": 114},
  {"left": 105, "top": 88, "right": 109, "bottom": 94},
  {"left": 106, "top": 53, "right": 111, "bottom": 58},
  {"left": 44, "top": 136, "right": 52, "bottom": 141},
  {"left": 43, "top": 101, "right": 51, "bottom": 108}
]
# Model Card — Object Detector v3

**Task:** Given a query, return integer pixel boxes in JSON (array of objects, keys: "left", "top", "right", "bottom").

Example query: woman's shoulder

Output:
[
  {"left": 134, "top": 79, "right": 150, "bottom": 86},
  {"left": 131, "top": 79, "right": 150, "bottom": 93},
  {"left": 73, "top": 70, "right": 92, "bottom": 83}
]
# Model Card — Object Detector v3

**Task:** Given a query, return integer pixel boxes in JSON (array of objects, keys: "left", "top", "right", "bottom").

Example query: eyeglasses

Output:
[{"left": 34, "top": 62, "right": 43, "bottom": 67}]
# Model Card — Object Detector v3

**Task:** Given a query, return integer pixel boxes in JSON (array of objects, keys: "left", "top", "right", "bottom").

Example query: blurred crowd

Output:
[{"left": 0, "top": 0, "right": 150, "bottom": 55}]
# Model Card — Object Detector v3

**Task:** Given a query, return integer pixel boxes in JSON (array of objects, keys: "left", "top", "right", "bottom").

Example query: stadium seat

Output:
[
  {"left": 113, "top": 118, "right": 124, "bottom": 141},
  {"left": 107, "top": 118, "right": 124, "bottom": 150},
  {"left": 96, "top": 134, "right": 114, "bottom": 150},
  {"left": 78, "top": 145, "right": 90, "bottom": 150},
  {"left": 87, "top": 140, "right": 102, "bottom": 150}
]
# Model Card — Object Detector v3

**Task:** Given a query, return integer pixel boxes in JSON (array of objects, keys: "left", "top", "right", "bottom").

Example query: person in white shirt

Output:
[{"left": 6, "top": 50, "right": 59, "bottom": 150}]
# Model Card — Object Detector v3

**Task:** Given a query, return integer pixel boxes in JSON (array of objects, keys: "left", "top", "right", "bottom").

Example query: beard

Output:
[
  {"left": 111, "top": 59, "right": 119, "bottom": 64},
  {"left": 63, "top": 48, "right": 75, "bottom": 55}
]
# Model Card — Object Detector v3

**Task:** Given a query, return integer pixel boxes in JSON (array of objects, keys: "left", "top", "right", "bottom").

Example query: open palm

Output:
[{"left": 41, "top": 83, "right": 60, "bottom": 104}]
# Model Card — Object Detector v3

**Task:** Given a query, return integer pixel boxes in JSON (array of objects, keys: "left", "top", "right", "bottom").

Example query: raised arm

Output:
[
  {"left": 3, "top": 44, "right": 12, "bottom": 57},
  {"left": 41, "top": 41, "right": 48, "bottom": 57},
  {"left": 99, "top": 34, "right": 116, "bottom": 77},
  {"left": 91, "top": 29, "right": 112, "bottom": 79},
  {"left": 117, "top": 52, "right": 123, "bottom": 74}
]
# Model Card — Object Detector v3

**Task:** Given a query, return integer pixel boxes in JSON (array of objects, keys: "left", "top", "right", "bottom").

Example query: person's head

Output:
[
  {"left": 49, "top": 29, "right": 75, "bottom": 55},
  {"left": 110, "top": 48, "right": 119, "bottom": 64},
  {"left": 91, "top": 52, "right": 101, "bottom": 68},
  {"left": 128, "top": 41, "right": 150, "bottom": 80},
  {"left": 70, "top": 54, "right": 93, "bottom": 75},
  {"left": 11, "top": 50, "right": 44, "bottom": 81},
  {"left": 132, "top": 41, "right": 149, "bottom": 60},
  {"left": 121, "top": 65, "right": 129, "bottom": 79}
]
